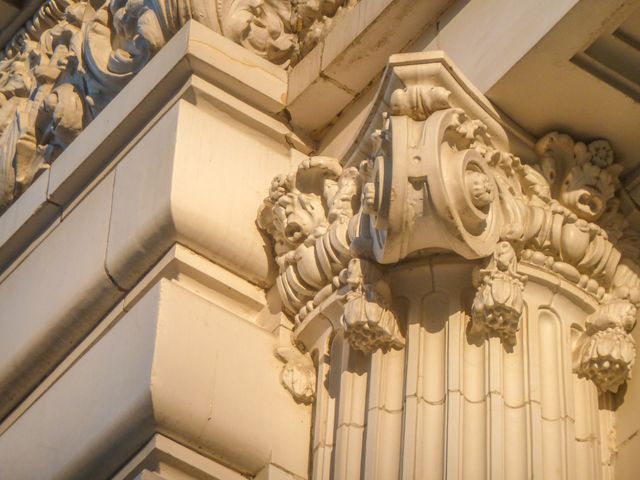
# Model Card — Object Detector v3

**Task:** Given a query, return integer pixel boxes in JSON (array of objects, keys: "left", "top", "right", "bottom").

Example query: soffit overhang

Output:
[{"left": 488, "top": 0, "right": 640, "bottom": 190}]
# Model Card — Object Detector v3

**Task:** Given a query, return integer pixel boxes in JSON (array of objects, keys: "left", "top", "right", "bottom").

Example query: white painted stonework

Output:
[{"left": 0, "top": 1, "right": 639, "bottom": 479}]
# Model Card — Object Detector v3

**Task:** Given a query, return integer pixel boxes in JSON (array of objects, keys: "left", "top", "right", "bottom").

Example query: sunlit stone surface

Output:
[{"left": 0, "top": 1, "right": 639, "bottom": 479}]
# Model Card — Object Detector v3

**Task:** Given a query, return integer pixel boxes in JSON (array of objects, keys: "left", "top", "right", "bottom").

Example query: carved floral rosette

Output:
[{"left": 258, "top": 56, "right": 640, "bottom": 399}]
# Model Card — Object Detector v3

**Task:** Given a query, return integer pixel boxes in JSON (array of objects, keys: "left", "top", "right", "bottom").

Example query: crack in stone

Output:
[
  {"left": 367, "top": 405, "right": 403, "bottom": 415},
  {"left": 319, "top": 72, "right": 359, "bottom": 97},
  {"left": 336, "top": 421, "right": 365, "bottom": 429},
  {"left": 618, "top": 429, "right": 639, "bottom": 449}
]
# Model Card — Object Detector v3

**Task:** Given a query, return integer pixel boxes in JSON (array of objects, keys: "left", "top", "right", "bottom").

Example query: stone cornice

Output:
[
  {"left": 0, "top": 0, "right": 359, "bottom": 213},
  {"left": 258, "top": 52, "right": 640, "bottom": 396}
]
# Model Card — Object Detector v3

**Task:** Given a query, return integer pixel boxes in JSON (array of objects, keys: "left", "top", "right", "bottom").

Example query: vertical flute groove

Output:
[
  {"left": 538, "top": 309, "right": 568, "bottom": 479},
  {"left": 332, "top": 341, "right": 368, "bottom": 480},
  {"left": 462, "top": 307, "right": 487, "bottom": 480},
  {"left": 502, "top": 316, "right": 528, "bottom": 479}
]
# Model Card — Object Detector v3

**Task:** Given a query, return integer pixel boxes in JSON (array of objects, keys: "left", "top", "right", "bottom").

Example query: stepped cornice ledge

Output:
[{"left": 258, "top": 53, "right": 640, "bottom": 397}]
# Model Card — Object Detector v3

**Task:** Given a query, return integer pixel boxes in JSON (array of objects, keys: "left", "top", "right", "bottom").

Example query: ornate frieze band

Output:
[
  {"left": 258, "top": 54, "right": 640, "bottom": 399},
  {"left": 0, "top": 0, "right": 356, "bottom": 212}
]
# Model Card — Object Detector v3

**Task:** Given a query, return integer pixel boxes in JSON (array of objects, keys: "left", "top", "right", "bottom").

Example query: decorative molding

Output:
[
  {"left": 0, "top": 0, "right": 355, "bottom": 212},
  {"left": 275, "top": 345, "right": 316, "bottom": 404},
  {"left": 0, "top": 0, "right": 172, "bottom": 211},
  {"left": 339, "top": 258, "right": 404, "bottom": 353},
  {"left": 535, "top": 133, "right": 620, "bottom": 222},
  {"left": 574, "top": 300, "right": 637, "bottom": 393},
  {"left": 258, "top": 53, "right": 640, "bottom": 397},
  {"left": 471, "top": 241, "right": 526, "bottom": 346},
  {"left": 218, "top": 0, "right": 355, "bottom": 67},
  {"left": 256, "top": 155, "right": 404, "bottom": 354}
]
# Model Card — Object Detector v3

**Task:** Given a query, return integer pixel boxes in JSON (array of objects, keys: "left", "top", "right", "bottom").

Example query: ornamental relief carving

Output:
[
  {"left": 258, "top": 58, "right": 640, "bottom": 398},
  {"left": 574, "top": 300, "right": 637, "bottom": 393},
  {"left": 219, "top": 0, "right": 354, "bottom": 66},
  {"left": 0, "top": 0, "right": 356, "bottom": 212}
]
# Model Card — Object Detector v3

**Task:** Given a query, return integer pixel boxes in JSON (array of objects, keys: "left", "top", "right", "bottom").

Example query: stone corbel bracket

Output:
[{"left": 258, "top": 52, "right": 640, "bottom": 397}]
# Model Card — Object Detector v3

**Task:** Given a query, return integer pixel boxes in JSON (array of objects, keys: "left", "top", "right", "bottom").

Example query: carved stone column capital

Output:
[{"left": 258, "top": 52, "right": 640, "bottom": 401}]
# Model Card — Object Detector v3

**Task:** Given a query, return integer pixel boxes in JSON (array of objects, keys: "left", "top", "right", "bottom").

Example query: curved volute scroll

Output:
[
  {"left": 363, "top": 105, "right": 503, "bottom": 264},
  {"left": 258, "top": 52, "right": 640, "bottom": 402}
]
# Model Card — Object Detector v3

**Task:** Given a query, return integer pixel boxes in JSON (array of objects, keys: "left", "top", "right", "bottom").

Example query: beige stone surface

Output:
[
  {"left": 0, "top": 1, "right": 639, "bottom": 479},
  {"left": 0, "top": 170, "right": 60, "bottom": 272},
  {"left": 114, "top": 434, "right": 248, "bottom": 480},
  {"left": 105, "top": 97, "right": 292, "bottom": 291},
  {"left": 257, "top": 46, "right": 639, "bottom": 480},
  {"left": 0, "top": 173, "right": 121, "bottom": 420},
  {"left": 615, "top": 431, "right": 640, "bottom": 480},
  {"left": 410, "top": 0, "right": 580, "bottom": 93},
  {"left": 486, "top": 0, "right": 640, "bottom": 173},
  {"left": 46, "top": 21, "right": 292, "bottom": 209},
  {"left": 287, "top": 77, "right": 355, "bottom": 133},
  {"left": 0, "top": 277, "right": 310, "bottom": 479},
  {"left": 615, "top": 309, "right": 640, "bottom": 446}
]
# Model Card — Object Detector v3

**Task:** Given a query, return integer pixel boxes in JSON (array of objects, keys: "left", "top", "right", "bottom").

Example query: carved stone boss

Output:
[
  {"left": 258, "top": 55, "right": 640, "bottom": 401},
  {"left": 0, "top": 0, "right": 357, "bottom": 211}
]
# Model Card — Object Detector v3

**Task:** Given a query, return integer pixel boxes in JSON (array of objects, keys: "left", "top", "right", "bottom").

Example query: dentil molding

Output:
[
  {"left": 258, "top": 53, "right": 640, "bottom": 400},
  {"left": 0, "top": 0, "right": 356, "bottom": 212}
]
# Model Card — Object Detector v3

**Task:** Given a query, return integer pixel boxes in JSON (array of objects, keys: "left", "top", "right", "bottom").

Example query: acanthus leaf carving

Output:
[
  {"left": 535, "top": 132, "right": 622, "bottom": 222},
  {"left": 218, "top": 0, "right": 297, "bottom": 66},
  {"left": 256, "top": 156, "right": 354, "bottom": 322},
  {"left": 216, "top": 0, "right": 355, "bottom": 66},
  {"left": 257, "top": 152, "right": 405, "bottom": 355},
  {"left": 0, "top": 0, "right": 175, "bottom": 212}
]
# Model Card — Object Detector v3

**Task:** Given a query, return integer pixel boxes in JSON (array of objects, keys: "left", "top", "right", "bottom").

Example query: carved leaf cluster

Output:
[
  {"left": 275, "top": 345, "right": 316, "bottom": 404},
  {"left": 219, "top": 0, "right": 354, "bottom": 66},
  {"left": 258, "top": 153, "right": 404, "bottom": 356},
  {"left": 471, "top": 241, "right": 526, "bottom": 346},
  {"left": 535, "top": 132, "right": 621, "bottom": 222},
  {"left": 339, "top": 258, "right": 404, "bottom": 353},
  {"left": 574, "top": 301, "right": 637, "bottom": 393}
]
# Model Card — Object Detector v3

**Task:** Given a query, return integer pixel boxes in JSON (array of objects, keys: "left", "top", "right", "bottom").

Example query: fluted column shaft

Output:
[{"left": 311, "top": 259, "right": 607, "bottom": 480}]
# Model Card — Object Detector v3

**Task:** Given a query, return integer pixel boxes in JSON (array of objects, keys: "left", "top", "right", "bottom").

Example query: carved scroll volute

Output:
[{"left": 365, "top": 107, "right": 502, "bottom": 265}]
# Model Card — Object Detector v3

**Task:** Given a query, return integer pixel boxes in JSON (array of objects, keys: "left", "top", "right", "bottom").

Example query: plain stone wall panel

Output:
[{"left": 0, "top": 173, "right": 121, "bottom": 419}]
